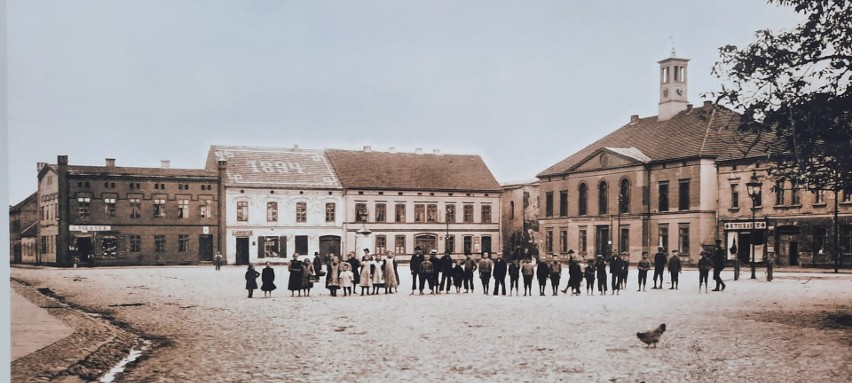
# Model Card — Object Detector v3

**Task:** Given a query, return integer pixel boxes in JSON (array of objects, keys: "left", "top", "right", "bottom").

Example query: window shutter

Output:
[
  {"left": 257, "top": 236, "right": 265, "bottom": 258},
  {"left": 280, "top": 236, "right": 287, "bottom": 257}
]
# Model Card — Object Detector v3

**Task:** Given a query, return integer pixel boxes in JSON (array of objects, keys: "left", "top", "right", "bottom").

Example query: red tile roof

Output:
[
  {"left": 326, "top": 149, "right": 501, "bottom": 192},
  {"left": 206, "top": 146, "right": 341, "bottom": 189},
  {"left": 538, "top": 104, "right": 770, "bottom": 177}
]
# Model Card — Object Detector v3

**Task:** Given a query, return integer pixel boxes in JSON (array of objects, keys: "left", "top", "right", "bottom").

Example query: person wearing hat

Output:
[
  {"left": 439, "top": 251, "right": 454, "bottom": 293},
  {"left": 668, "top": 250, "right": 682, "bottom": 289},
  {"left": 410, "top": 248, "right": 424, "bottom": 294},
  {"left": 609, "top": 253, "right": 623, "bottom": 295},
  {"left": 619, "top": 251, "right": 630, "bottom": 290},
  {"left": 595, "top": 255, "right": 608, "bottom": 295},
  {"left": 697, "top": 250, "right": 712, "bottom": 293},
  {"left": 652, "top": 246, "right": 668, "bottom": 289},
  {"left": 712, "top": 239, "right": 727, "bottom": 291},
  {"left": 492, "top": 253, "right": 508, "bottom": 296},
  {"left": 478, "top": 252, "right": 494, "bottom": 295},
  {"left": 463, "top": 253, "right": 477, "bottom": 293},
  {"left": 428, "top": 250, "right": 440, "bottom": 293},
  {"left": 637, "top": 252, "right": 651, "bottom": 292}
]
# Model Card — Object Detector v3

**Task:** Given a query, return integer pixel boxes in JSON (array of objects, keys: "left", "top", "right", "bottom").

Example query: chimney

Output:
[
  {"left": 105, "top": 158, "right": 116, "bottom": 167},
  {"left": 57, "top": 155, "right": 68, "bottom": 165},
  {"left": 217, "top": 160, "right": 227, "bottom": 170},
  {"left": 388, "top": 147, "right": 396, "bottom": 153},
  {"left": 630, "top": 115, "right": 639, "bottom": 123},
  {"left": 686, "top": 104, "right": 693, "bottom": 112},
  {"left": 161, "top": 160, "right": 171, "bottom": 169},
  {"left": 415, "top": 148, "right": 423, "bottom": 155},
  {"left": 37, "top": 162, "right": 47, "bottom": 172},
  {"left": 363, "top": 145, "right": 372, "bottom": 152},
  {"left": 703, "top": 100, "right": 713, "bottom": 108},
  {"left": 433, "top": 149, "right": 441, "bottom": 155}
]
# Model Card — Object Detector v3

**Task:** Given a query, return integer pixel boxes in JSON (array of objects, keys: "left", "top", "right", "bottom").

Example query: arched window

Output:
[
  {"left": 619, "top": 179, "right": 630, "bottom": 214},
  {"left": 598, "top": 181, "right": 608, "bottom": 215},
  {"left": 509, "top": 201, "right": 515, "bottom": 220},
  {"left": 578, "top": 183, "right": 588, "bottom": 216}
]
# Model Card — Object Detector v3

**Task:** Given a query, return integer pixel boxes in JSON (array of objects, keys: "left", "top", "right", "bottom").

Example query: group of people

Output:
[{"left": 243, "top": 240, "right": 731, "bottom": 298}]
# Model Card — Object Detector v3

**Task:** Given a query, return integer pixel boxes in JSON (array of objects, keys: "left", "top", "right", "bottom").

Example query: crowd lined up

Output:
[{"left": 241, "top": 240, "right": 730, "bottom": 298}]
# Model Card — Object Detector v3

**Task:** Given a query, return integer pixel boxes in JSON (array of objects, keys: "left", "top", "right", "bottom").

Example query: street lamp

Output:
[
  {"left": 445, "top": 207, "right": 451, "bottom": 254},
  {"left": 355, "top": 212, "right": 371, "bottom": 254},
  {"left": 745, "top": 170, "right": 763, "bottom": 280}
]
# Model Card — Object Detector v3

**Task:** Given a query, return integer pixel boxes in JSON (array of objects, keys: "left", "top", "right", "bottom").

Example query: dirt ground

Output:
[{"left": 11, "top": 266, "right": 852, "bottom": 382}]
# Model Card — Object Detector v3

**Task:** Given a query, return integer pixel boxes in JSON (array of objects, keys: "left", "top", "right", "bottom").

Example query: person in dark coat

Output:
[
  {"left": 313, "top": 252, "right": 324, "bottom": 280},
  {"left": 410, "top": 249, "right": 424, "bottom": 294},
  {"left": 508, "top": 258, "right": 520, "bottom": 296},
  {"left": 347, "top": 252, "right": 361, "bottom": 291},
  {"left": 536, "top": 257, "right": 550, "bottom": 296},
  {"left": 595, "top": 256, "right": 608, "bottom": 295},
  {"left": 668, "top": 251, "right": 682, "bottom": 289},
  {"left": 260, "top": 262, "right": 276, "bottom": 298},
  {"left": 452, "top": 260, "right": 465, "bottom": 293},
  {"left": 521, "top": 258, "right": 535, "bottom": 296},
  {"left": 549, "top": 257, "right": 562, "bottom": 296},
  {"left": 712, "top": 240, "right": 727, "bottom": 291},
  {"left": 419, "top": 256, "right": 435, "bottom": 294},
  {"left": 653, "top": 246, "right": 668, "bottom": 289},
  {"left": 288, "top": 258, "right": 304, "bottom": 297},
  {"left": 568, "top": 256, "right": 583, "bottom": 295},
  {"left": 440, "top": 252, "right": 454, "bottom": 293},
  {"left": 609, "top": 254, "right": 622, "bottom": 295},
  {"left": 620, "top": 252, "right": 630, "bottom": 290},
  {"left": 698, "top": 250, "right": 712, "bottom": 293},
  {"left": 245, "top": 264, "right": 260, "bottom": 298},
  {"left": 492, "top": 255, "right": 508, "bottom": 296},
  {"left": 637, "top": 252, "right": 651, "bottom": 292},
  {"left": 584, "top": 262, "right": 596, "bottom": 295},
  {"left": 428, "top": 251, "right": 440, "bottom": 293},
  {"left": 463, "top": 253, "right": 477, "bottom": 293}
]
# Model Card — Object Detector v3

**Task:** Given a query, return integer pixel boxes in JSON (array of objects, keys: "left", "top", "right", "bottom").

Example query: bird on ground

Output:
[{"left": 636, "top": 323, "right": 666, "bottom": 348}]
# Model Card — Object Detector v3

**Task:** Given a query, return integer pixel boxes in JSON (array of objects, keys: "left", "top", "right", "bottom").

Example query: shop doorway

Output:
[
  {"left": 319, "top": 235, "right": 341, "bottom": 257},
  {"left": 295, "top": 235, "right": 308, "bottom": 256},
  {"left": 198, "top": 235, "right": 214, "bottom": 261},
  {"left": 236, "top": 238, "right": 250, "bottom": 265}
]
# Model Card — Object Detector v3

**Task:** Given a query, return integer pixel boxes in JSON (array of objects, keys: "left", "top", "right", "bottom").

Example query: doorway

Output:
[
  {"left": 319, "top": 235, "right": 341, "bottom": 258},
  {"left": 76, "top": 237, "right": 93, "bottom": 260},
  {"left": 595, "top": 226, "right": 610, "bottom": 258},
  {"left": 295, "top": 235, "right": 308, "bottom": 256},
  {"left": 789, "top": 242, "right": 799, "bottom": 266},
  {"left": 198, "top": 235, "right": 214, "bottom": 261},
  {"left": 236, "top": 237, "right": 250, "bottom": 265}
]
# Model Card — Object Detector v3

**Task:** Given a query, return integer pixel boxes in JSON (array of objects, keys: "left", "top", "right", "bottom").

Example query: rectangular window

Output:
[
  {"left": 678, "top": 226, "right": 689, "bottom": 255},
  {"left": 199, "top": 199, "right": 211, "bottom": 219},
  {"left": 776, "top": 182, "right": 786, "bottom": 206},
  {"left": 326, "top": 203, "right": 336, "bottom": 222},
  {"left": 296, "top": 202, "right": 307, "bottom": 222},
  {"left": 620, "top": 227, "right": 629, "bottom": 254},
  {"left": 844, "top": 190, "right": 852, "bottom": 203},
  {"left": 104, "top": 198, "right": 116, "bottom": 218},
  {"left": 395, "top": 203, "right": 406, "bottom": 223},
  {"left": 77, "top": 197, "right": 90, "bottom": 218},
  {"left": 841, "top": 225, "right": 852, "bottom": 255},
  {"left": 754, "top": 188, "right": 763, "bottom": 207},
  {"left": 374, "top": 203, "right": 386, "bottom": 222},
  {"left": 559, "top": 191, "right": 568, "bottom": 217},
  {"left": 814, "top": 226, "right": 828, "bottom": 254},
  {"left": 129, "top": 235, "right": 141, "bottom": 252},
  {"left": 791, "top": 186, "right": 801, "bottom": 205},
  {"left": 375, "top": 235, "right": 387, "bottom": 254},
  {"left": 155, "top": 235, "right": 166, "bottom": 252},
  {"left": 355, "top": 203, "right": 368, "bottom": 222},
  {"left": 236, "top": 201, "right": 248, "bottom": 221},
  {"left": 394, "top": 235, "right": 406, "bottom": 254},
  {"left": 266, "top": 202, "right": 278, "bottom": 222},
  {"left": 262, "top": 236, "right": 281, "bottom": 257},
  {"left": 463, "top": 236, "right": 473, "bottom": 254},
  {"left": 678, "top": 180, "right": 690, "bottom": 211},
  {"left": 731, "top": 185, "right": 739, "bottom": 208},
  {"left": 154, "top": 199, "right": 167, "bottom": 218},
  {"left": 814, "top": 190, "right": 825, "bottom": 205},
  {"left": 658, "top": 224, "right": 669, "bottom": 251},
  {"left": 658, "top": 182, "right": 669, "bottom": 212},
  {"left": 481, "top": 205, "right": 492, "bottom": 224},
  {"left": 178, "top": 234, "right": 189, "bottom": 252},
  {"left": 445, "top": 205, "right": 456, "bottom": 223},
  {"left": 545, "top": 229, "right": 554, "bottom": 253},
  {"left": 427, "top": 204, "right": 438, "bottom": 223},
  {"left": 595, "top": 226, "right": 610, "bottom": 257},
  {"left": 463, "top": 205, "right": 474, "bottom": 223},
  {"left": 130, "top": 198, "right": 141, "bottom": 219},
  {"left": 545, "top": 192, "right": 554, "bottom": 217},
  {"left": 559, "top": 229, "right": 568, "bottom": 253},
  {"left": 178, "top": 199, "right": 190, "bottom": 219},
  {"left": 579, "top": 229, "right": 587, "bottom": 253},
  {"left": 414, "top": 204, "right": 425, "bottom": 223},
  {"left": 445, "top": 235, "right": 455, "bottom": 254}
]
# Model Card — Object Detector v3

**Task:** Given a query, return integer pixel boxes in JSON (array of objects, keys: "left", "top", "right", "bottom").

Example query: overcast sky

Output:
[{"left": 6, "top": 0, "right": 802, "bottom": 203}]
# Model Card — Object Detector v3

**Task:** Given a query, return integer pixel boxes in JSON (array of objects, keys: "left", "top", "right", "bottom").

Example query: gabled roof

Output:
[
  {"left": 537, "top": 103, "right": 770, "bottom": 177},
  {"left": 206, "top": 146, "right": 341, "bottom": 189},
  {"left": 21, "top": 222, "right": 38, "bottom": 237},
  {"left": 326, "top": 149, "right": 501, "bottom": 192},
  {"left": 10, "top": 192, "right": 37, "bottom": 212}
]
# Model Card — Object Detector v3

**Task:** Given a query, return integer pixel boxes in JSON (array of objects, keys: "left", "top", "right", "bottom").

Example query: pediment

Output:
[{"left": 570, "top": 147, "right": 650, "bottom": 172}]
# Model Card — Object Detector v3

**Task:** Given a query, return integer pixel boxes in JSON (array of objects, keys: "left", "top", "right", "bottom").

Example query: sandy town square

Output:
[{"left": 10, "top": 265, "right": 851, "bottom": 382}]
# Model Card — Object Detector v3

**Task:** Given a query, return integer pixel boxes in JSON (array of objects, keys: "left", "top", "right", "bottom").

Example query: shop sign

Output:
[
  {"left": 724, "top": 222, "right": 767, "bottom": 230},
  {"left": 233, "top": 230, "right": 253, "bottom": 237},
  {"left": 69, "top": 225, "right": 111, "bottom": 232}
]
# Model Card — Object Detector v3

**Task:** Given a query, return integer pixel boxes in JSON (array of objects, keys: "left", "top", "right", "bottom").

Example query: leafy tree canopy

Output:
[{"left": 711, "top": 0, "right": 852, "bottom": 191}]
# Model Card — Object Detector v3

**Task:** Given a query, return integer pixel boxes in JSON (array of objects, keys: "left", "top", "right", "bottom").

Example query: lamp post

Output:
[
  {"left": 355, "top": 212, "right": 371, "bottom": 254},
  {"left": 745, "top": 170, "right": 763, "bottom": 280},
  {"left": 445, "top": 207, "right": 451, "bottom": 254}
]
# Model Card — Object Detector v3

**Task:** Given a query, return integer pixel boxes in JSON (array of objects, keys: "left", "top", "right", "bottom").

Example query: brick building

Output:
[
  {"left": 35, "top": 156, "right": 220, "bottom": 266},
  {"left": 9, "top": 192, "right": 38, "bottom": 264},
  {"left": 325, "top": 147, "right": 502, "bottom": 259},
  {"left": 500, "top": 180, "right": 540, "bottom": 257}
]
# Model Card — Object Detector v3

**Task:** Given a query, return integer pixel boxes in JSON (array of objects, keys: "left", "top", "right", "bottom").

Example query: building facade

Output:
[
  {"left": 326, "top": 148, "right": 502, "bottom": 260},
  {"left": 206, "top": 146, "right": 345, "bottom": 265},
  {"left": 9, "top": 192, "right": 38, "bottom": 264},
  {"left": 500, "top": 181, "right": 540, "bottom": 257},
  {"left": 35, "top": 156, "right": 220, "bottom": 266}
]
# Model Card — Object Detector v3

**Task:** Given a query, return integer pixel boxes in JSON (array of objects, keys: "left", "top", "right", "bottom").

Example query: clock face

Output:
[
  {"left": 662, "top": 88, "right": 669, "bottom": 98},
  {"left": 675, "top": 87, "right": 683, "bottom": 96}
]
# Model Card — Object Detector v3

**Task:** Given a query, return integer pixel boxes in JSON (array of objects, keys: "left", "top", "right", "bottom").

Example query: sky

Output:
[{"left": 5, "top": 0, "right": 804, "bottom": 204}]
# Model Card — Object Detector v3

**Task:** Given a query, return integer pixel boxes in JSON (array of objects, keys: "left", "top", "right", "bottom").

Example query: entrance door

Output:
[
  {"left": 789, "top": 242, "right": 799, "bottom": 266},
  {"left": 481, "top": 236, "right": 492, "bottom": 255},
  {"left": 198, "top": 235, "right": 213, "bottom": 261},
  {"left": 595, "top": 226, "right": 610, "bottom": 257},
  {"left": 295, "top": 235, "right": 308, "bottom": 256},
  {"left": 737, "top": 233, "right": 752, "bottom": 264},
  {"left": 236, "top": 238, "right": 250, "bottom": 265},
  {"left": 76, "top": 237, "right": 93, "bottom": 262},
  {"left": 319, "top": 235, "right": 341, "bottom": 257}
]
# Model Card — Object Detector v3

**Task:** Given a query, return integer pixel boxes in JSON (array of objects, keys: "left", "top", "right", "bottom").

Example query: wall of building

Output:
[
  {"left": 500, "top": 183, "right": 540, "bottom": 257},
  {"left": 37, "top": 169, "right": 59, "bottom": 264}
]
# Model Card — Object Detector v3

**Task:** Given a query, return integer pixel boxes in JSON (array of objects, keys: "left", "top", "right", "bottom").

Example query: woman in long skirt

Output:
[
  {"left": 260, "top": 262, "right": 276, "bottom": 298},
  {"left": 359, "top": 256, "right": 373, "bottom": 296},
  {"left": 245, "top": 264, "right": 260, "bottom": 298},
  {"left": 302, "top": 258, "right": 314, "bottom": 297},
  {"left": 371, "top": 255, "right": 385, "bottom": 295},
  {"left": 326, "top": 257, "right": 340, "bottom": 297},
  {"left": 384, "top": 254, "right": 399, "bottom": 294},
  {"left": 288, "top": 258, "right": 304, "bottom": 297}
]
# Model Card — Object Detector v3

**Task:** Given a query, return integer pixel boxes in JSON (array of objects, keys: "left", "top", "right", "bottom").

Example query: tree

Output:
[{"left": 710, "top": 0, "right": 852, "bottom": 271}]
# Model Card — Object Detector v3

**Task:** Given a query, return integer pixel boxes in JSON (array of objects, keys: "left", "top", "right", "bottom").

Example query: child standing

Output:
[
  {"left": 339, "top": 264, "right": 354, "bottom": 296},
  {"left": 584, "top": 262, "right": 596, "bottom": 296}
]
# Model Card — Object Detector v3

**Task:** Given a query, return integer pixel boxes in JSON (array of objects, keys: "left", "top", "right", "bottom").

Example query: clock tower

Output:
[{"left": 658, "top": 50, "right": 689, "bottom": 121}]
